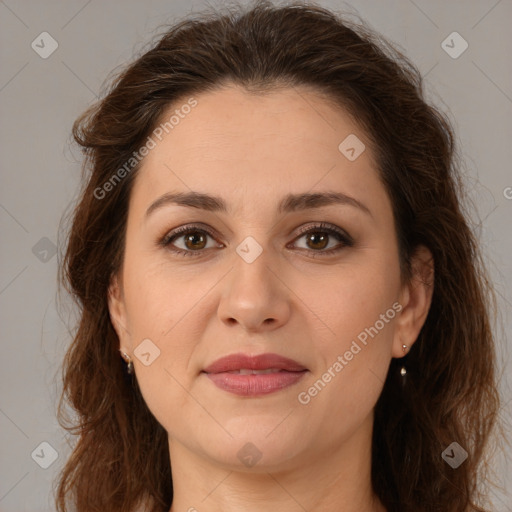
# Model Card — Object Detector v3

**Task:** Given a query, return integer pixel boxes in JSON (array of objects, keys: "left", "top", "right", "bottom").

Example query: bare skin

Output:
[{"left": 108, "top": 84, "right": 434, "bottom": 512}]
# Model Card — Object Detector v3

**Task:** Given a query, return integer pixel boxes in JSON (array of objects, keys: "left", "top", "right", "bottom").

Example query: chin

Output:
[{"left": 196, "top": 420, "right": 307, "bottom": 471}]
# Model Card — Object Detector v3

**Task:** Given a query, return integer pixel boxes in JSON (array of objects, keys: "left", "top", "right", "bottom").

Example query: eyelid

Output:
[{"left": 293, "top": 222, "right": 353, "bottom": 244}]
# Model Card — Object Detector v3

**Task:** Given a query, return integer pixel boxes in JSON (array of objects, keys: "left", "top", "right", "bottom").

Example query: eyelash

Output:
[{"left": 159, "top": 222, "right": 354, "bottom": 258}]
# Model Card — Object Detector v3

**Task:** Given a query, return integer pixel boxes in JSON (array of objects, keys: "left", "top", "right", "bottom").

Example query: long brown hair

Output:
[{"left": 55, "top": 1, "right": 501, "bottom": 510}]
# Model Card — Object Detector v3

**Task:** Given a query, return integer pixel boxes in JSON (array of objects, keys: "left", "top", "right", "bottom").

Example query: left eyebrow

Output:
[
  {"left": 145, "top": 190, "right": 372, "bottom": 218},
  {"left": 279, "top": 191, "right": 372, "bottom": 217}
]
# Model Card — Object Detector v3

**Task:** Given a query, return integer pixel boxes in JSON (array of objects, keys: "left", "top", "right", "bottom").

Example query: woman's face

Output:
[{"left": 109, "top": 84, "right": 422, "bottom": 472}]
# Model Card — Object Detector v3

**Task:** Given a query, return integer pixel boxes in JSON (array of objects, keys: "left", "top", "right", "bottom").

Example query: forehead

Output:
[
  {"left": 129, "top": 84, "right": 389, "bottom": 219},
  {"left": 150, "top": 84, "right": 366, "bottom": 161}
]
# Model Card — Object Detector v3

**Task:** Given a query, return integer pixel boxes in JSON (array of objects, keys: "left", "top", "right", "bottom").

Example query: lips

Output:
[
  {"left": 202, "top": 353, "right": 307, "bottom": 374},
  {"left": 202, "top": 353, "right": 308, "bottom": 396}
]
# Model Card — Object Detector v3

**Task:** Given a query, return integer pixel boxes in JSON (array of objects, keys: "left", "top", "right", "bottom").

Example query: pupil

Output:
[
  {"left": 309, "top": 232, "right": 328, "bottom": 250},
  {"left": 186, "top": 232, "right": 205, "bottom": 250}
]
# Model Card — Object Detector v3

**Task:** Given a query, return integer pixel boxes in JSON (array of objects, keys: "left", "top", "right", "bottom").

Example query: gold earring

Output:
[{"left": 119, "top": 349, "right": 134, "bottom": 374}]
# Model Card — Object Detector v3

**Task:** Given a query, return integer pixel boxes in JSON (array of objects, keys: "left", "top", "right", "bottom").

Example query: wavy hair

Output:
[{"left": 55, "top": 1, "right": 501, "bottom": 511}]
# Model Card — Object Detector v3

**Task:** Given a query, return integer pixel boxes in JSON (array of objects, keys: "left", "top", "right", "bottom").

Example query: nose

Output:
[{"left": 217, "top": 243, "right": 291, "bottom": 333}]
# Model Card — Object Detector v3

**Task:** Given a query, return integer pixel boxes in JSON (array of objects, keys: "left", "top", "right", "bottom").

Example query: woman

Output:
[{"left": 55, "top": 1, "right": 501, "bottom": 511}]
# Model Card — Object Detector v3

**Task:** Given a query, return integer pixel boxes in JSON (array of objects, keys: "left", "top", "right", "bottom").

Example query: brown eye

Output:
[
  {"left": 161, "top": 225, "right": 222, "bottom": 257},
  {"left": 291, "top": 223, "right": 353, "bottom": 256},
  {"left": 304, "top": 231, "right": 330, "bottom": 250},
  {"left": 182, "top": 231, "right": 208, "bottom": 250}
]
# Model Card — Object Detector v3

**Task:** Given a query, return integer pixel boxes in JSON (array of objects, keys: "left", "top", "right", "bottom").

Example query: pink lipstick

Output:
[{"left": 202, "top": 353, "right": 307, "bottom": 396}]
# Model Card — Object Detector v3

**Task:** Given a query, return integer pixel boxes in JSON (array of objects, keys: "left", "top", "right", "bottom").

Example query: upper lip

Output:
[{"left": 202, "top": 353, "right": 307, "bottom": 373}]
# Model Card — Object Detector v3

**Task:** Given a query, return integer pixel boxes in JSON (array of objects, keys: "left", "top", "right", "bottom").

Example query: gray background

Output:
[{"left": 0, "top": 0, "right": 511, "bottom": 510}]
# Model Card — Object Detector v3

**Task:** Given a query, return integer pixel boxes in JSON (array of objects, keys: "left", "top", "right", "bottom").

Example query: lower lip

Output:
[{"left": 204, "top": 370, "right": 307, "bottom": 396}]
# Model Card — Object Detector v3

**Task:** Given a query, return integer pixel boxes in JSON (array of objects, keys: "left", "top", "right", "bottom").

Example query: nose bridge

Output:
[
  {"left": 239, "top": 234, "right": 273, "bottom": 283},
  {"left": 218, "top": 233, "right": 290, "bottom": 331}
]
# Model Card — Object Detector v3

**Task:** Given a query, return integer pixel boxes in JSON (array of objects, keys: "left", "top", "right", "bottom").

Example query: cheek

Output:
[
  {"left": 119, "top": 253, "right": 202, "bottom": 404},
  {"left": 296, "top": 307, "right": 397, "bottom": 445},
  {"left": 293, "top": 253, "right": 399, "bottom": 429},
  {"left": 122, "top": 248, "right": 204, "bottom": 337},
  {"left": 295, "top": 251, "right": 401, "bottom": 350}
]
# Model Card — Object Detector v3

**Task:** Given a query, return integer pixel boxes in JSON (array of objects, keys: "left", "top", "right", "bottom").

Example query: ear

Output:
[
  {"left": 392, "top": 245, "right": 434, "bottom": 358},
  {"left": 107, "top": 273, "right": 131, "bottom": 352}
]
